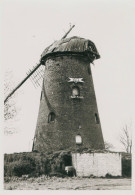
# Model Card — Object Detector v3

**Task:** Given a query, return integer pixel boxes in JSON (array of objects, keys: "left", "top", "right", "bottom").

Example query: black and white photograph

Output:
[{"left": 0, "top": 0, "right": 134, "bottom": 192}]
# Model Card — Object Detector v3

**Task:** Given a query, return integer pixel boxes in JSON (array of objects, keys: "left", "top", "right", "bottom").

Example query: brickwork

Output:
[
  {"left": 72, "top": 152, "right": 122, "bottom": 177},
  {"left": 33, "top": 53, "right": 104, "bottom": 152}
]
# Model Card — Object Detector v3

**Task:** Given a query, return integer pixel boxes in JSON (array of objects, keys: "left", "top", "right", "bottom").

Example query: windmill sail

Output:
[
  {"left": 4, "top": 63, "right": 42, "bottom": 104},
  {"left": 4, "top": 25, "right": 75, "bottom": 103},
  {"left": 27, "top": 65, "right": 45, "bottom": 88}
]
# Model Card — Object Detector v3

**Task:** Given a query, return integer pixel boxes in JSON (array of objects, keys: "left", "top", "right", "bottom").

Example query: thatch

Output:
[{"left": 40, "top": 36, "right": 100, "bottom": 63}]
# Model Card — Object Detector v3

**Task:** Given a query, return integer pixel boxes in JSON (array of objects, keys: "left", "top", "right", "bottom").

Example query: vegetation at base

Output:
[
  {"left": 122, "top": 153, "right": 131, "bottom": 177},
  {"left": 4, "top": 150, "right": 131, "bottom": 179},
  {"left": 4, "top": 150, "right": 71, "bottom": 178}
]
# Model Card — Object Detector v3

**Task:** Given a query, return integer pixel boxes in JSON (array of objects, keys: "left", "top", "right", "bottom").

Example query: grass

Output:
[{"left": 4, "top": 176, "right": 131, "bottom": 190}]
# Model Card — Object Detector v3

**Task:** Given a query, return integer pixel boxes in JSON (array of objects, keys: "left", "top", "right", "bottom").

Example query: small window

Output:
[
  {"left": 48, "top": 112, "right": 55, "bottom": 123},
  {"left": 88, "top": 65, "right": 91, "bottom": 75},
  {"left": 95, "top": 113, "right": 100, "bottom": 124},
  {"left": 72, "top": 86, "right": 80, "bottom": 97},
  {"left": 75, "top": 135, "right": 82, "bottom": 145},
  {"left": 40, "top": 91, "right": 42, "bottom": 101}
]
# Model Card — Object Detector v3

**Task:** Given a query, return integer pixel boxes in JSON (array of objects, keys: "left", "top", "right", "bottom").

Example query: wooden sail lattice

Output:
[{"left": 27, "top": 65, "right": 45, "bottom": 88}]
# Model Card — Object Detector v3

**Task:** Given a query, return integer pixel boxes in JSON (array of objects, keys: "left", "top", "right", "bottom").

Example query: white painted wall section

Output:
[{"left": 72, "top": 152, "right": 121, "bottom": 177}]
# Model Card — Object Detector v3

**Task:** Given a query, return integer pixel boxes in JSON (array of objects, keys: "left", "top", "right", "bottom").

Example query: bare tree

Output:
[
  {"left": 104, "top": 141, "right": 114, "bottom": 151},
  {"left": 120, "top": 125, "right": 132, "bottom": 153},
  {"left": 4, "top": 72, "right": 17, "bottom": 120},
  {"left": 4, "top": 96, "right": 17, "bottom": 121},
  {"left": 4, "top": 71, "right": 19, "bottom": 134}
]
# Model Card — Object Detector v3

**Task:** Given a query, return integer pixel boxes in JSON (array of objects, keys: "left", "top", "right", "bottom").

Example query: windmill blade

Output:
[
  {"left": 4, "top": 24, "right": 75, "bottom": 104},
  {"left": 4, "top": 63, "right": 42, "bottom": 104},
  {"left": 28, "top": 65, "right": 45, "bottom": 88}
]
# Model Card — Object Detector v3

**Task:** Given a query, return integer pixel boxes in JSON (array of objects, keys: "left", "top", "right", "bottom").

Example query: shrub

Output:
[
  {"left": 4, "top": 151, "right": 72, "bottom": 178},
  {"left": 122, "top": 158, "right": 131, "bottom": 177},
  {"left": 13, "top": 161, "right": 35, "bottom": 177},
  {"left": 4, "top": 160, "right": 35, "bottom": 177}
]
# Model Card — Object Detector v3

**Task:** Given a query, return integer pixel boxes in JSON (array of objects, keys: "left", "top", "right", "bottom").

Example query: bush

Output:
[
  {"left": 12, "top": 161, "right": 35, "bottom": 177},
  {"left": 4, "top": 152, "right": 48, "bottom": 177},
  {"left": 4, "top": 160, "right": 35, "bottom": 177},
  {"left": 4, "top": 151, "right": 72, "bottom": 178},
  {"left": 122, "top": 158, "right": 131, "bottom": 177}
]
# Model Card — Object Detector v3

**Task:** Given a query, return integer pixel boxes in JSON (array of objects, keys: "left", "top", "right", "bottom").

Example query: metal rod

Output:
[
  {"left": 61, "top": 24, "right": 75, "bottom": 39},
  {"left": 4, "top": 63, "right": 42, "bottom": 103}
]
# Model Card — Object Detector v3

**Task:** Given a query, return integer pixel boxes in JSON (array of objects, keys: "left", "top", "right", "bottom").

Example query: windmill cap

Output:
[{"left": 40, "top": 36, "right": 100, "bottom": 63}]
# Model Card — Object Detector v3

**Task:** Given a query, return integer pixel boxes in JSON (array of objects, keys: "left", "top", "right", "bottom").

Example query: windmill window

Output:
[
  {"left": 40, "top": 91, "right": 42, "bottom": 101},
  {"left": 75, "top": 135, "right": 82, "bottom": 145},
  {"left": 48, "top": 112, "right": 55, "bottom": 123},
  {"left": 72, "top": 86, "right": 80, "bottom": 97},
  {"left": 95, "top": 113, "right": 100, "bottom": 124},
  {"left": 88, "top": 65, "right": 91, "bottom": 75}
]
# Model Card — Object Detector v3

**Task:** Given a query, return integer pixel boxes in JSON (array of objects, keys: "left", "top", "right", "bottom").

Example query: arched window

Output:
[
  {"left": 72, "top": 86, "right": 80, "bottom": 97},
  {"left": 48, "top": 112, "right": 55, "bottom": 123},
  {"left": 75, "top": 135, "right": 82, "bottom": 145},
  {"left": 95, "top": 113, "right": 100, "bottom": 124}
]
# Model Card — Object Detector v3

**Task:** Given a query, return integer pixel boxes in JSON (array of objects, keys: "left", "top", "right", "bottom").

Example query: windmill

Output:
[{"left": 4, "top": 25, "right": 105, "bottom": 152}]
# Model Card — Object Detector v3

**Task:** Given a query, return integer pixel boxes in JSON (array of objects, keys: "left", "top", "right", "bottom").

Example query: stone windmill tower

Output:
[
  {"left": 4, "top": 26, "right": 104, "bottom": 153},
  {"left": 32, "top": 36, "right": 104, "bottom": 152}
]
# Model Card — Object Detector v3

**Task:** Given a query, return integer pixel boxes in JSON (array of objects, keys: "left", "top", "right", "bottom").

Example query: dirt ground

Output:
[{"left": 4, "top": 177, "right": 131, "bottom": 190}]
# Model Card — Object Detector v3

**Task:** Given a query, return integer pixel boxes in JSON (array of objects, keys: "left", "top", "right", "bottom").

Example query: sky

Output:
[{"left": 0, "top": 0, "right": 135, "bottom": 153}]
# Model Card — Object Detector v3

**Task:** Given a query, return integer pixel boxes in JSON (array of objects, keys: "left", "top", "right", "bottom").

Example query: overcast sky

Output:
[{"left": 1, "top": 0, "right": 135, "bottom": 153}]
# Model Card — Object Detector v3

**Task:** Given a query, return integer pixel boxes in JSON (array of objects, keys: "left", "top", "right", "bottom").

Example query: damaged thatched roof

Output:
[{"left": 40, "top": 36, "right": 100, "bottom": 63}]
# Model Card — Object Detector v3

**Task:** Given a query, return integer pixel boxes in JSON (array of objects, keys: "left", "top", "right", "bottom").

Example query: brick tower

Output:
[{"left": 33, "top": 36, "right": 104, "bottom": 152}]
